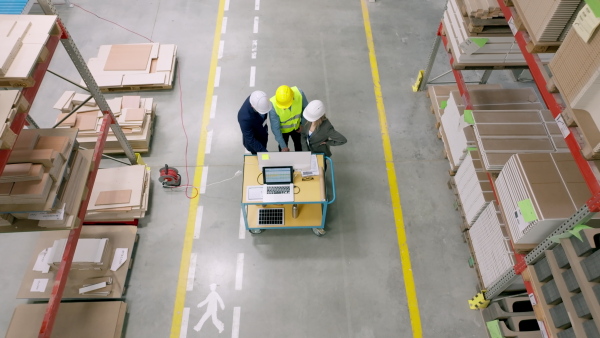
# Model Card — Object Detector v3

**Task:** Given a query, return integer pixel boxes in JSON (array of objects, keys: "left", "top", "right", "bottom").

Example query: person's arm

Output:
[
  {"left": 322, "top": 123, "right": 347, "bottom": 146},
  {"left": 269, "top": 109, "right": 288, "bottom": 150},
  {"left": 240, "top": 118, "right": 268, "bottom": 152},
  {"left": 300, "top": 121, "right": 309, "bottom": 152}
]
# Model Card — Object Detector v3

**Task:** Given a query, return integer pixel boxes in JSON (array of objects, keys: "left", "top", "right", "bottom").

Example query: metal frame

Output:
[{"left": 419, "top": 1, "right": 600, "bottom": 325}]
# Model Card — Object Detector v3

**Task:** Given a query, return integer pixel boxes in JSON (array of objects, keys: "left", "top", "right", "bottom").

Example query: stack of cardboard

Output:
[
  {"left": 53, "top": 91, "right": 156, "bottom": 153},
  {"left": 459, "top": 0, "right": 503, "bottom": 19},
  {"left": 441, "top": 88, "right": 547, "bottom": 169},
  {"left": 0, "top": 15, "right": 59, "bottom": 87},
  {"left": 453, "top": 151, "right": 495, "bottom": 226},
  {"left": 495, "top": 153, "right": 593, "bottom": 248},
  {"left": 85, "top": 165, "right": 150, "bottom": 221},
  {"left": 468, "top": 202, "right": 515, "bottom": 287},
  {"left": 426, "top": 84, "right": 502, "bottom": 172},
  {"left": 0, "top": 129, "right": 74, "bottom": 208},
  {"left": 0, "top": 90, "right": 28, "bottom": 149},
  {"left": 443, "top": 0, "right": 554, "bottom": 67},
  {"left": 512, "top": 0, "right": 581, "bottom": 43},
  {"left": 85, "top": 43, "right": 177, "bottom": 92},
  {"left": 6, "top": 301, "right": 127, "bottom": 338},
  {"left": 471, "top": 109, "right": 568, "bottom": 171},
  {"left": 549, "top": 27, "right": 600, "bottom": 159}
]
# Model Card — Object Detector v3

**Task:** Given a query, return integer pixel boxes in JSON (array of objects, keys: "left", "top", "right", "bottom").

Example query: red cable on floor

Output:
[{"left": 72, "top": 3, "right": 198, "bottom": 199}]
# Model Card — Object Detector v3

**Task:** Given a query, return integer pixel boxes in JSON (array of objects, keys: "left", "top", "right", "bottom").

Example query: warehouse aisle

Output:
[{"left": 0, "top": 0, "right": 486, "bottom": 337}]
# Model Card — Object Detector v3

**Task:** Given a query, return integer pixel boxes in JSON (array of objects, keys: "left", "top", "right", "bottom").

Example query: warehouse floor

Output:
[{"left": 0, "top": 0, "right": 526, "bottom": 336}]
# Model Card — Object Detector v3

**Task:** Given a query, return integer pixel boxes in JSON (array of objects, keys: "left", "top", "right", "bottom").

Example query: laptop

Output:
[{"left": 262, "top": 166, "right": 294, "bottom": 203}]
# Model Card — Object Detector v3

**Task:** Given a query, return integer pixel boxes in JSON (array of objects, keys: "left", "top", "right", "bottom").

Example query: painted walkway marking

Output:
[
  {"left": 210, "top": 95, "right": 218, "bottom": 119},
  {"left": 253, "top": 16, "right": 259, "bottom": 33},
  {"left": 239, "top": 210, "right": 246, "bottom": 239},
  {"left": 169, "top": 0, "right": 226, "bottom": 335},
  {"left": 360, "top": 0, "right": 423, "bottom": 337},
  {"left": 194, "top": 205, "right": 203, "bottom": 239},
  {"left": 235, "top": 253, "right": 245, "bottom": 290},
  {"left": 180, "top": 307, "right": 190, "bottom": 338},
  {"left": 249, "top": 66, "right": 256, "bottom": 87},
  {"left": 232, "top": 307, "right": 241, "bottom": 338}
]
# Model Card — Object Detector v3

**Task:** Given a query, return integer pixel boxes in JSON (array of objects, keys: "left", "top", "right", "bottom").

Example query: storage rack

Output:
[
  {"left": 1, "top": 1, "right": 137, "bottom": 337},
  {"left": 418, "top": 0, "right": 600, "bottom": 333}
]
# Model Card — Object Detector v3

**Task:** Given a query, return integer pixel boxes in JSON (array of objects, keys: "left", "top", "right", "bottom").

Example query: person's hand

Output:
[
  {"left": 297, "top": 126, "right": 302, "bottom": 133},
  {"left": 320, "top": 141, "right": 327, "bottom": 145},
  {"left": 282, "top": 147, "right": 290, "bottom": 152}
]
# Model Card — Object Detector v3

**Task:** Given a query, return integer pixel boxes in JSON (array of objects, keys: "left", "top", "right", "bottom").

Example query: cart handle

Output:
[{"left": 326, "top": 156, "right": 336, "bottom": 204}]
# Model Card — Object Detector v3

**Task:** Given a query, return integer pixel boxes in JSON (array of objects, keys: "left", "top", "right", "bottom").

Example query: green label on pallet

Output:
[
  {"left": 518, "top": 199, "right": 538, "bottom": 223},
  {"left": 471, "top": 37, "right": 489, "bottom": 47},
  {"left": 463, "top": 110, "right": 474, "bottom": 124},
  {"left": 440, "top": 100, "right": 447, "bottom": 109},
  {"left": 486, "top": 320, "right": 503, "bottom": 338},
  {"left": 467, "top": 147, "right": 477, "bottom": 152},
  {"left": 585, "top": 0, "right": 600, "bottom": 17}
]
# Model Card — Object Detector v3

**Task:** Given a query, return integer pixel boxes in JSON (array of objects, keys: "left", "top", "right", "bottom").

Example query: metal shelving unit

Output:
[
  {"left": 419, "top": 0, "right": 600, "bottom": 332},
  {"left": 1, "top": 1, "right": 137, "bottom": 336}
]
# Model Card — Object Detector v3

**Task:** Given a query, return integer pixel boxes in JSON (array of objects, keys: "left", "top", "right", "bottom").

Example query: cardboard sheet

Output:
[
  {"left": 104, "top": 44, "right": 153, "bottom": 71},
  {"left": 121, "top": 96, "right": 140, "bottom": 109},
  {"left": 124, "top": 108, "right": 145, "bottom": 121},
  {"left": 95, "top": 190, "right": 132, "bottom": 206}
]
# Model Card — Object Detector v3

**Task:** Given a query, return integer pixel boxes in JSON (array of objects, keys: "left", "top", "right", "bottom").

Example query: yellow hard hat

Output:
[{"left": 275, "top": 85, "right": 294, "bottom": 109}]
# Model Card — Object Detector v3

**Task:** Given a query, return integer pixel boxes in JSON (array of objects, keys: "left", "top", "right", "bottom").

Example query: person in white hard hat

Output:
[
  {"left": 237, "top": 91, "right": 273, "bottom": 154},
  {"left": 300, "top": 100, "right": 347, "bottom": 169}
]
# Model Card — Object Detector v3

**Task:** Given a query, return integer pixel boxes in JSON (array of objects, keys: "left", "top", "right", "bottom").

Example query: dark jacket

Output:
[
  {"left": 300, "top": 118, "right": 347, "bottom": 157},
  {"left": 237, "top": 96, "right": 268, "bottom": 154}
]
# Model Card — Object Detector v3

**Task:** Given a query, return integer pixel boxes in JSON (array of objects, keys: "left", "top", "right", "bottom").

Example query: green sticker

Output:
[
  {"left": 584, "top": 0, "right": 600, "bottom": 17},
  {"left": 463, "top": 110, "right": 474, "bottom": 125},
  {"left": 261, "top": 154, "right": 269, "bottom": 160},
  {"left": 518, "top": 199, "right": 538, "bottom": 223},
  {"left": 486, "top": 320, "right": 503, "bottom": 338},
  {"left": 467, "top": 147, "right": 478, "bottom": 152},
  {"left": 440, "top": 100, "right": 447, "bottom": 109},
  {"left": 471, "top": 37, "right": 489, "bottom": 47},
  {"left": 570, "top": 224, "right": 593, "bottom": 241}
]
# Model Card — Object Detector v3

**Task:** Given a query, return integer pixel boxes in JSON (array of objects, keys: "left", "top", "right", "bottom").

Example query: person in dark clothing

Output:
[{"left": 237, "top": 91, "right": 273, "bottom": 154}]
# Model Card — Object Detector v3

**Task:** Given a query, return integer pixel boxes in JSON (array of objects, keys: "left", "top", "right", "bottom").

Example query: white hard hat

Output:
[
  {"left": 303, "top": 100, "right": 325, "bottom": 122},
  {"left": 250, "top": 91, "right": 272, "bottom": 114}
]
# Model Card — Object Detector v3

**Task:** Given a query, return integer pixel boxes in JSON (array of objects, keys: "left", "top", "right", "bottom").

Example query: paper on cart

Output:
[
  {"left": 33, "top": 248, "right": 51, "bottom": 273},
  {"left": 246, "top": 185, "right": 263, "bottom": 201},
  {"left": 301, "top": 155, "right": 319, "bottom": 177},
  {"left": 110, "top": 248, "right": 128, "bottom": 271},
  {"left": 31, "top": 278, "right": 48, "bottom": 292}
]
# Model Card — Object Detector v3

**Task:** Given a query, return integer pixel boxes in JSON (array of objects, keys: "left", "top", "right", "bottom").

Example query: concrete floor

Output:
[{"left": 0, "top": 0, "right": 504, "bottom": 336}]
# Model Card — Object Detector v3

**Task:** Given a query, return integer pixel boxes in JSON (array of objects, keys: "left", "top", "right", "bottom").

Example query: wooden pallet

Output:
[{"left": 100, "top": 83, "right": 173, "bottom": 93}]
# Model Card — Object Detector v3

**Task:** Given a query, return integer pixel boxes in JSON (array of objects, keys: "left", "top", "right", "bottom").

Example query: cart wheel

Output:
[
  {"left": 249, "top": 229, "right": 263, "bottom": 234},
  {"left": 312, "top": 228, "right": 326, "bottom": 237}
]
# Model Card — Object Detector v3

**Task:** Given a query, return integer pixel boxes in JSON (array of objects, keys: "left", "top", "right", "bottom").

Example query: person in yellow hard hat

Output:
[{"left": 268, "top": 85, "right": 308, "bottom": 152}]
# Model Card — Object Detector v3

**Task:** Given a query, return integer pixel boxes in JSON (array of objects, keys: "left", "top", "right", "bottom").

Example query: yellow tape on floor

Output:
[
  {"left": 359, "top": 0, "right": 423, "bottom": 336},
  {"left": 169, "top": 0, "right": 226, "bottom": 336}
]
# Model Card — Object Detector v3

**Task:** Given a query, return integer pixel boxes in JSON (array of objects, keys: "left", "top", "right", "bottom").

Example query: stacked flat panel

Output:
[
  {"left": 469, "top": 202, "right": 515, "bottom": 287},
  {"left": 454, "top": 151, "right": 494, "bottom": 226}
]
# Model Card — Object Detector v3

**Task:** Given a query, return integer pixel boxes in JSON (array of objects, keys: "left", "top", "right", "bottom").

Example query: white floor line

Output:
[
  {"left": 254, "top": 0, "right": 260, "bottom": 10},
  {"left": 200, "top": 166, "right": 209, "bottom": 194},
  {"left": 214, "top": 67, "right": 221, "bottom": 87},
  {"left": 249, "top": 66, "right": 256, "bottom": 87},
  {"left": 180, "top": 307, "right": 190, "bottom": 338},
  {"left": 253, "top": 16, "right": 259, "bottom": 33},
  {"left": 194, "top": 205, "right": 204, "bottom": 239},
  {"left": 210, "top": 95, "right": 218, "bottom": 119},
  {"left": 251, "top": 40, "right": 257, "bottom": 59},
  {"left": 235, "top": 253, "right": 244, "bottom": 290},
  {"left": 205, "top": 130, "right": 214, "bottom": 154},
  {"left": 218, "top": 40, "right": 225, "bottom": 59},
  {"left": 222, "top": 17, "right": 228, "bottom": 34},
  {"left": 232, "top": 307, "right": 241, "bottom": 338},
  {"left": 186, "top": 253, "right": 197, "bottom": 291},
  {"left": 238, "top": 210, "right": 246, "bottom": 239},
  {"left": 224, "top": 0, "right": 230, "bottom": 11}
]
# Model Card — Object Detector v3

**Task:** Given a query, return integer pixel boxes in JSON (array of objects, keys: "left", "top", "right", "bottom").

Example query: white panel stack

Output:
[
  {"left": 454, "top": 151, "right": 495, "bottom": 226},
  {"left": 495, "top": 153, "right": 592, "bottom": 247},
  {"left": 443, "top": 0, "right": 554, "bottom": 67},
  {"left": 469, "top": 202, "right": 515, "bottom": 287},
  {"left": 440, "top": 91, "right": 473, "bottom": 169}
]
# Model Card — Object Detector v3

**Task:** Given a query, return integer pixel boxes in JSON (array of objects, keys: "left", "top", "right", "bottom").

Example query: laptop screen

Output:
[{"left": 263, "top": 166, "right": 294, "bottom": 185}]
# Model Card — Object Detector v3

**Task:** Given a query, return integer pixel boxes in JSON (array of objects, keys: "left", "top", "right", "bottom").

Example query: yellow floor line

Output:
[
  {"left": 359, "top": 0, "right": 423, "bottom": 336},
  {"left": 169, "top": 0, "right": 226, "bottom": 336}
]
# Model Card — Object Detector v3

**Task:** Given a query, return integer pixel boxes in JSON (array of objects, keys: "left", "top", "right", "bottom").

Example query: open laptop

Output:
[{"left": 262, "top": 166, "right": 294, "bottom": 203}]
